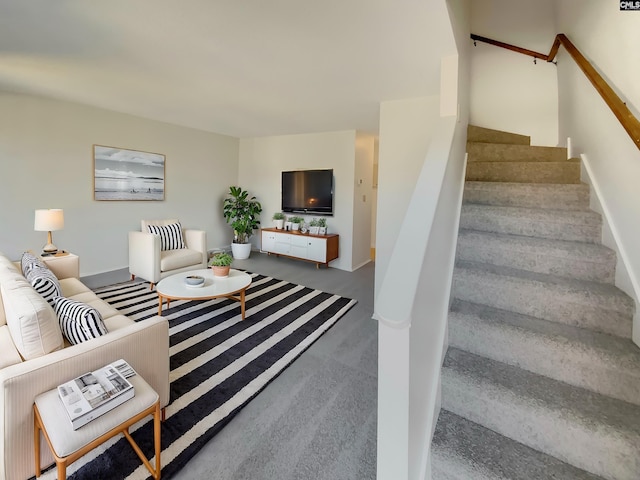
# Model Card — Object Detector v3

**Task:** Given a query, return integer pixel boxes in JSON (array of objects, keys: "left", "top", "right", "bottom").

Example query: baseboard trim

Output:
[{"left": 581, "top": 153, "right": 640, "bottom": 347}]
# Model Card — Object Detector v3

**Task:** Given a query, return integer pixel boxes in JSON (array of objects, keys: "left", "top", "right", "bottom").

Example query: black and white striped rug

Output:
[{"left": 54, "top": 272, "right": 356, "bottom": 480}]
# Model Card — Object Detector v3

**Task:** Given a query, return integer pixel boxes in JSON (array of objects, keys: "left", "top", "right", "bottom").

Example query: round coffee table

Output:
[{"left": 155, "top": 269, "right": 252, "bottom": 320}]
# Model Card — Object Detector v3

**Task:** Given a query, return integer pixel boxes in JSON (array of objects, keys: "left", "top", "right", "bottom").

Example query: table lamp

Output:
[{"left": 34, "top": 209, "right": 64, "bottom": 254}]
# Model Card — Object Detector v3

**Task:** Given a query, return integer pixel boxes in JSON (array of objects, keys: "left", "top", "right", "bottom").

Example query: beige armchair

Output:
[{"left": 129, "top": 219, "right": 207, "bottom": 289}]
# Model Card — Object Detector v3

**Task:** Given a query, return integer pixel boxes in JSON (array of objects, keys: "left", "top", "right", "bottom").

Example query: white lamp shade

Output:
[{"left": 34, "top": 209, "right": 64, "bottom": 232}]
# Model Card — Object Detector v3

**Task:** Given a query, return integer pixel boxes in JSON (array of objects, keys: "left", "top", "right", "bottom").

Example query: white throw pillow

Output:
[
  {"left": 52, "top": 297, "right": 108, "bottom": 345},
  {"left": 1, "top": 278, "right": 64, "bottom": 359},
  {"left": 147, "top": 222, "right": 186, "bottom": 251}
]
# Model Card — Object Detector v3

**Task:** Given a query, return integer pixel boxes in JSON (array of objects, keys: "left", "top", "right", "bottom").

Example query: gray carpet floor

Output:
[{"left": 87, "top": 253, "right": 377, "bottom": 480}]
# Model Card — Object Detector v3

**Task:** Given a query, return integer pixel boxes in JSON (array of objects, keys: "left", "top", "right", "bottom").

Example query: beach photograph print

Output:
[{"left": 94, "top": 145, "right": 165, "bottom": 201}]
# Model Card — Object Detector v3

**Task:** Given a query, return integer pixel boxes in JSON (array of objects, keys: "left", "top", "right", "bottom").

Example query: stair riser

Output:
[
  {"left": 459, "top": 211, "right": 602, "bottom": 243},
  {"left": 466, "top": 162, "right": 580, "bottom": 184},
  {"left": 448, "top": 313, "right": 640, "bottom": 405},
  {"left": 467, "top": 143, "right": 567, "bottom": 162},
  {"left": 463, "top": 183, "right": 590, "bottom": 211},
  {"left": 467, "top": 126, "right": 530, "bottom": 145},
  {"left": 442, "top": 369, "right": 640, "bottom": 480},
  {"left": 452, "top": 269, "right": 633, "bottom": 338},
  {"left": 456, "top": 235, "right": 615, "bottom": 283}
]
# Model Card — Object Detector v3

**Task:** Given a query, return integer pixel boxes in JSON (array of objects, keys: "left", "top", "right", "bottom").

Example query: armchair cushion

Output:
[
  {"left": 147, "top": 222, "right": 186, "bottom": 251},
  {"left": 160, "top": 248, "right": 204, "bottom": 272}
]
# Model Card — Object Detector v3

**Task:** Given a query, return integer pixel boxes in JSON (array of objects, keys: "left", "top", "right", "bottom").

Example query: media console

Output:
[{"left": 260, "top": 228, "right": 339, "bottom": 268}]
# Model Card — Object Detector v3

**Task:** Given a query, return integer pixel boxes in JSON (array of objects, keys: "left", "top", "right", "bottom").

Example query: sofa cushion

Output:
[
  {"left": 0, "top": 325, "right": 22, "bottom": 369},
  {"left": 59, "top": 277, "right": 92, "bottom": 297},
  {"left": 26, "top": 265, "right": 62, "bottom": 306},
  {"left": 147, "top": 222, "right": 186, "bottom": 251},
  {"left": 1, "top": 278, "right": 64, "bottom": 360},
  {"left": 52, "top": 297, "right": 108, "bottom": 345}
]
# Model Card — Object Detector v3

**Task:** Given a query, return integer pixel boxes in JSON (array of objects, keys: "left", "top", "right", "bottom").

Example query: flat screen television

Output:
[{"left": 281, "top": 169, "right": 334, "bottom": 215}]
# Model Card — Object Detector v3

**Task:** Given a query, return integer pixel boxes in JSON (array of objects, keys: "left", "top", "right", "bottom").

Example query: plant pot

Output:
[
  {"left": 274, "top": 219, "right": 284, "bottom": 229},
  {"left": 318, "top": 227, "right": 327, "bottom": 235},
  {"left": 291, "top": 223, "right": 300, "bottom": 231},
  {"left": 309, "top": 226, "right": 319, "bottom": 235},
  {"left": 211, "top": 265, "right": 230, "bottom": 277},
  {"left": 231, "top": 242, "right": 252, "bottom": 260}
]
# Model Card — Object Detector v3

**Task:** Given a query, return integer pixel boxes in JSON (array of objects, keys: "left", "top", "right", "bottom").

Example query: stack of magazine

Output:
[{"left": 57, "top": 359, "right": 136, "bottom": 430}]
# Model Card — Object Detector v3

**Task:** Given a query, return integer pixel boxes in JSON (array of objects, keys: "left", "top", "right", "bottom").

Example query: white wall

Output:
[
  {"left": 238, "top": 130, "right": 363, "bottom": 271},
  {"left": 375, "top": 96, "right": 441, "bottom": 295},
  {"left": 556, "top": 0, "right": 640, "bottom": 345},
  {"left": 0, "top": 92, "right": 239, "bottom": 276},
  {"left": 470, "top": 0, "right": 558, "bottom": 145}
]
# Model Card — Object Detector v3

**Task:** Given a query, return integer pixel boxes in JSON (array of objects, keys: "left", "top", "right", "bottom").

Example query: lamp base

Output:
[{"left": 42, "top": 243, "right": 58, "bottom": 255}]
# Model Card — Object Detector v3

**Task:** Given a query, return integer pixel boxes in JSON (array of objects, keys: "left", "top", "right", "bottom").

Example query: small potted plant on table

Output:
[
  {"left": 317, "top": 217, "right": 327, "bottom": 235},
  {"left": 208, "top": 252, "right": 233, "bottom": 277},
  {"left": 272, "top": 212, "right": 285, "bottom": 229},
  {"left": 308, "top": 218, "right": 320, "bottom": 235},
  {"left": 289, "top": 216, "right": 304, "bottom": 231}
]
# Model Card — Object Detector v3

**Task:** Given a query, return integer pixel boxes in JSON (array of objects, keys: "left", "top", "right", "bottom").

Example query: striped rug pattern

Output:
[{"left": 48, "top": 272, "right": 356, "bottom": 480}]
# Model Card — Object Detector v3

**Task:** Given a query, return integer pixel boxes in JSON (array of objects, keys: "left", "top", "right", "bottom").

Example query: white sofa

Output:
[
  {"left": 0, "top": 252, "right": 170, "bottom": 480},
  {"left": 129, "top": 219, "right": 207, "bottom": 289}
]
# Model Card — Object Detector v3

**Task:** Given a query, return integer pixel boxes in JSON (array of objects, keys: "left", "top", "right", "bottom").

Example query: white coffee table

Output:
[{"left": 156, "top": 269, "right": 252, "bottom": 320}]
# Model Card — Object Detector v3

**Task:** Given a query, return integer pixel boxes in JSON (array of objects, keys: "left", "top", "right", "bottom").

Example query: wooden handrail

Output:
[{"left": 471, "top": 33, "right": 640, "bottom": 150}]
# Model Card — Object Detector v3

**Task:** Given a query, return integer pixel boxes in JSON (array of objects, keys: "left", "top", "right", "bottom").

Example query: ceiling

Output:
[{"left": 0, "top": 1, "right": 455, "bottom": 138}]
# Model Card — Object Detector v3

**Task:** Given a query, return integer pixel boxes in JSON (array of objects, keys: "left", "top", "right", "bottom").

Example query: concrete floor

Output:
[{"left": 164, "top": 253, "right": 378, "bottom": 479}]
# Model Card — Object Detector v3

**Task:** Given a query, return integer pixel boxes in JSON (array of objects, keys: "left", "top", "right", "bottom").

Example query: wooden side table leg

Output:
[
  {"left": 158, "top": 295, "right": 164, "bottom": 316},
  {"left": 57, "top": 462, "right": 66, "bottom": 480},
  {"left": 154, "top": 402, "right": 161, "bottom": 479},
  {"left": 240, "top": 289, "right": 246, "bottom": 320}
]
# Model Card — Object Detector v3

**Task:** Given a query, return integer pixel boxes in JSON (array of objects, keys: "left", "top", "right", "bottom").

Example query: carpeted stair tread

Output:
[
  {"left": 453, "top": 260, "right": 634, "bottom": 337},
  {"left": 432, "top": 409, "right": 605, "bottom": 480},
  {"left": 467, "top": 142, "right": 568, "bottom": 163},
  {"left": 466, "top": 160, "right": 580, "bottom": 184},
  {"left": 463, "top": 181, "right": 590, "bottom": 211},
  {"left": 456, "top": 229, "right": 616, "bottom": 283},
  {"left": 442, "top": 348, "right": 640, "bottom": 480},
  {"left": 467, "top": 125, "right": 531, "bottom": 145},
  {"left": 460, "top": 203, "right": 602, "bottom": 243},
  {"left": 449, "top": 300, "right": 640, "bottom": 405}
]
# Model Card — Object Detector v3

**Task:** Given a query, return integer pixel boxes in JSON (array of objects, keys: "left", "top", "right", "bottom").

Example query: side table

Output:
[
  {"left": 40, "top": 252, "right": 80, "bottom": 279},
  {"left": 34, "top": 373, "right": 161, "bottom": 480}
]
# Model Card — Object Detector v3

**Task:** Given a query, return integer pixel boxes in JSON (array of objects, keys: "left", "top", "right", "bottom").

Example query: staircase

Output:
[{"left": 431, "top": 126, "right": 640, "bottom": 479}]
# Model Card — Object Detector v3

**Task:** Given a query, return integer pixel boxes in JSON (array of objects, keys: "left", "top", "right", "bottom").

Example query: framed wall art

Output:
[{"left": 93, "top": 145, "right": 165, "bottom": 201}]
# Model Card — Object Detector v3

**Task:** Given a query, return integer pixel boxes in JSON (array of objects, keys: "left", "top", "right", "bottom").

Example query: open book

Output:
[{"left": 57, "top": 360, "right": 135, "bottom": 430}]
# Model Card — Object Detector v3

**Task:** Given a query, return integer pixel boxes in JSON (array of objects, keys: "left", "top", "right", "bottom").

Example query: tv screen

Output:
[{"left": 281, "top": 169, "right": 334, "bottom": 215}]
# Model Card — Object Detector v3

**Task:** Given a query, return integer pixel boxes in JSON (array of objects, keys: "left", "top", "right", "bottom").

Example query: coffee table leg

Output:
[
  {"left": 241, "top": 289, "right": 246, "bottom": 320},
  {"left": 158, "top": 295, "right": 164, "bottom": 316}
]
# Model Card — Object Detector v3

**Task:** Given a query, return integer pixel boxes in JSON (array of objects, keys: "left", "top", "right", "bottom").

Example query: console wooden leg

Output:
[{"left": 131, "top": 274, "right": 136, "bottom": 281}]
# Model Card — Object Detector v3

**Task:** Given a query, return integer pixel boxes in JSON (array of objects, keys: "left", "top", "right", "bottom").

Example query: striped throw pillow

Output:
[
  {"left": 147, "top": 222, "right": 186, "bottom": 251},
  {"left": 21, "top": 251, "right": 46, "bottom": 277},
  {"left": 52, "top": 297, "right": 108, "bottom": 345},
  {"left": 26, "top": 265, "right": 61, "bottom": 306}
]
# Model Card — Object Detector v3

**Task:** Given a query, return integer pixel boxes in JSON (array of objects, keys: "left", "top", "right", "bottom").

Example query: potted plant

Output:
[
  {"left": 308, "top": 218, "right": 320, "bottom": 235},
  {"left": 272, "top": 212, "right": 285, "bottom": 230},
  {"left": 223, "top": 186, "right": 263, "bottom": 259},
  {"left": 289, "top": 216, "right": 304, "bottom": 231},
  {"left": 317, "top": 217, "right": 327, "bottom": 235},
  {"left": 208, "top": 252, "right": 233, "bottom": 277}
]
